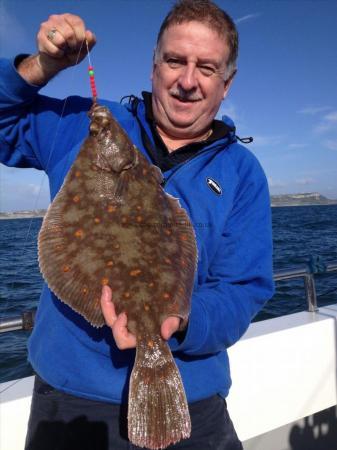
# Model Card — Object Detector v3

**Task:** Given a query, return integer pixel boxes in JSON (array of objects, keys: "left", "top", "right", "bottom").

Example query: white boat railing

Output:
[{"left": 1, "top": 260, "right": 337, "bottom": 333}]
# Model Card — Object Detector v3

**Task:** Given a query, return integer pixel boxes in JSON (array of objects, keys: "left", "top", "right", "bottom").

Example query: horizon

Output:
[
  {"left": 0, "top": 0, "right": 337, "bottom": 211},
  {"left": 2, "top": 192, "right": 336, "bottom": 214}
]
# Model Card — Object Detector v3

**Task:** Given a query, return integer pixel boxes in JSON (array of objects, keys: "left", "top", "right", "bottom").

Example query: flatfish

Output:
[{"left": 38, "top": 103, "right": 197, "bottom": 449}]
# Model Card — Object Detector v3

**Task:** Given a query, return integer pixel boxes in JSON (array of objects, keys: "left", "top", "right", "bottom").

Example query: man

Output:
[{"left": 0, "top": 1, "right": 274, "bottom": 449}]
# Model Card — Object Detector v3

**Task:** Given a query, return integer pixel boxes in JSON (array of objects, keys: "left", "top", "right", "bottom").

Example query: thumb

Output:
[{"left": 161, "top": 316, "right": 181, "bottom": 341}]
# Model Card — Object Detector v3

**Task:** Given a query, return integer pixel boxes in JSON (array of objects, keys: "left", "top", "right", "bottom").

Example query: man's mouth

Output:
[{"left": 170, "top": 91, "right": 202, "bottom": 103}]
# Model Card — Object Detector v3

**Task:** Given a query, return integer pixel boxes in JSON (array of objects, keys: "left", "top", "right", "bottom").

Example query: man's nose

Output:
[{"left": 177, "top": 64, "right": 198, "bottom": 91}]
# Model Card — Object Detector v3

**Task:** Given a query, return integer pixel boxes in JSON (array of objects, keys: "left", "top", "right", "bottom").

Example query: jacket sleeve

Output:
[
  {"left": 170, "top": 151, "right": 275, "bottom": 355},
  {"left": 0, "top": 57, "right": 91, "bottom": 172}
]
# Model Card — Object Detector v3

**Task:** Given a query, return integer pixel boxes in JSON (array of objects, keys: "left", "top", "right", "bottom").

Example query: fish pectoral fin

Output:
[
  {"left": 149, "top": 164, "right": 164, "bottom": 185},
  {"left": 113, "top": 170, "right": 130, "bottom": 202}
]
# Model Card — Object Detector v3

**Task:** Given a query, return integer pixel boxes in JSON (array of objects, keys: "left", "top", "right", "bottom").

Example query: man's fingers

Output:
[
  {"left": 37, "top": 14, "right": 92, "bottom": 64},
  {"left": 100, "top": 287, "right": 137, "bottom": 349},
  {"left": 161, "top": 316, "right": 181, "bottom": 340},
  {"left": 85, "top": 30, "right": 96, "bottom": 50},
  {"left": 100, "top": 285, "right": 117, "bottom": 327},
  {"left": 63, "top": 14, "right": 87, "bottom": 51},
  {"left": 113, "top": 313, "right": 137, "bottom": 349}
]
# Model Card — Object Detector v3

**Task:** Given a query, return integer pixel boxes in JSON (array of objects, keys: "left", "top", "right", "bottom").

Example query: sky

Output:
[{"left": 0, "top": 0, "right": 337, "bottom": 212}]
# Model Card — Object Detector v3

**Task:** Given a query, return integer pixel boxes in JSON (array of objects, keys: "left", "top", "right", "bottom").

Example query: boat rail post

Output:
[
  {"left": 304, "top": 273, "right": 318, "bottom": 312},
  {"left": 0, "top": 310, "right": 35, "bottom": 333}
]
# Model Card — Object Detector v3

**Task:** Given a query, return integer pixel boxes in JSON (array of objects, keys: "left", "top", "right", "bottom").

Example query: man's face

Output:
[{"left": 151, "top": 21, "right": 233, "bottom": 139}]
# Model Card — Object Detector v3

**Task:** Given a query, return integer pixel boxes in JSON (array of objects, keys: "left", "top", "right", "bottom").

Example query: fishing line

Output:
[{"left": 1, "top": 38, "right": 94, "bottom": 328}]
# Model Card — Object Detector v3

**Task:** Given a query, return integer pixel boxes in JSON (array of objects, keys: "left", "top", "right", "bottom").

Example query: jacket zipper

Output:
[{"left": 162, "top": 140, "right": 232, "bottom": 188}]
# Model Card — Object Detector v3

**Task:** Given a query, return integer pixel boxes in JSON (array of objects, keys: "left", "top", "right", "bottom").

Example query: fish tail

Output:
[{"left": 128, "top": 334, "right": 191, "bottom": 449}]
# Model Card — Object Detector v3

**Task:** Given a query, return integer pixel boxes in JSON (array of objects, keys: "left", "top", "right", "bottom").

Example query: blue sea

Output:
[{"left": 1, "top": 205, "right": 337, "bottom": 383}]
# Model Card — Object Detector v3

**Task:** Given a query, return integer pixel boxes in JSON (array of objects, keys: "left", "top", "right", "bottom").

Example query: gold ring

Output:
[{"left": 47, "top": 28, "right": 57, "bottom": 42}]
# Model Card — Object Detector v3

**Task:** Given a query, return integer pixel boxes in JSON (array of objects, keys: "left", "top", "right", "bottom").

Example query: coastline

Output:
[{"left": 2, "top": 201, "right": 337, "bottom": 219}]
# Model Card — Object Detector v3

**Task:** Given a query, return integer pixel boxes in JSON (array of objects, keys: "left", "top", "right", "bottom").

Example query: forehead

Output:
[{"left": 158, "top": 21, "right": 229, "bottom": 65}]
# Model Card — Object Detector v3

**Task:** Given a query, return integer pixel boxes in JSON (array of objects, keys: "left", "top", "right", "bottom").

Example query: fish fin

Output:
[
  {"left": 128, "top": 334, "right": 191, "bottom": 449},
  {"left": 38, "top": 201, "right": 106, "bottom": 327},
  {"left": 149, "top": 164, "right": 164, "bottom": 184},
  {"left": 114, "top": 170, "right": 130, "bottom": 202}
]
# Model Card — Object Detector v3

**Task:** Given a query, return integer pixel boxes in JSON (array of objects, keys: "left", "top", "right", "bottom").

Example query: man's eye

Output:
[
  {"left": 198, "top": 65, "right": 216, "bottom": 77},
  {"left": 166, "top": 59, "right": 185, "bottom": 69}
]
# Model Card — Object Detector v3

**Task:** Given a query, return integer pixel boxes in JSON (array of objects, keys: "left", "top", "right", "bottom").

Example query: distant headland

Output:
[
  {"left": 270, "top": 192, "right": 337, "bottom": 207},
  {"left": 1, "top": 193, "right": 337, "bottom": 219},
  {"left": 0, "top": 209, "right": 46, "bottom": 220}
]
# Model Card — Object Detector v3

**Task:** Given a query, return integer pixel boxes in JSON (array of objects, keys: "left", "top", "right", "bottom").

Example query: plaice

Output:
[{"left": 38, "top": 103, "right": 198, "bottom": 449}]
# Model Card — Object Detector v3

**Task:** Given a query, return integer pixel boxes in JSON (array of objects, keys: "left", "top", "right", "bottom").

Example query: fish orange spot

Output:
[
  {"left": 121, "top": 217, "right": 128, "bottom": 224},
  {"left": 147, "top": 340, "right": 154, "bottom": 348},
  {"left": 107, "top": 205, "right": 117, "bottom": 213},
  {"left": 82, "top": 287, "right": 89, "bottom": 295},
  {"left": 114, "top": 243, "right": 120, "bottom": 249},
  {"left": 142, "top": 169, "right": 148, "bottom": 176},
  {"left": 136, "top": 216, "right": 143, "bottom": 223},
  {"left": 136, "top": 205, "right": 142, "bottom": 211},
  {"left": 180, "top": 234, "right": 188, "bottom": 241},
  {"left": 74, "top": 229, "right": 84, "bottom": 238},
  {"left": 75, "top": 171, "right": 81, "bottom": 177},
  {"left": 106, "top": 260, "right": 114, "bottom": 267},
  {"left": 129, "top": 269, "right": 142, "bottom": 277},
  {"left": 163, "top": 292, "right": 171, "bottom": 300},
  {"left": 148, "top": 282, "right": 155, "bottom": 288},
  {"left": 94, "top": 217, "right": 101, "bottom": 224},
  {"left": 101, "top": 277, "right": 109, "bottom": 286},
  {"left": 73, "top": 195, "right": 80, "bottom": 203},
  {"left": 181, "top": 258, "right": 187, "bottom": 267},
  {"left": 179, "top": 287, "right": 184, "bottom": 293},
  {"left": 62, "top": 265, "right": 70, "bottom": 273},
  {"left": 144, "top": 304, "right": 150, "bottom": 311},
  {"left": 123, "top": 292, "right": 131, "bottom": 299},
  {"left": 164, "top": 258, "right": 172, "bottom": 264},
  {"left": 164, "top": 229, "right": 172, "bottom": 236}
]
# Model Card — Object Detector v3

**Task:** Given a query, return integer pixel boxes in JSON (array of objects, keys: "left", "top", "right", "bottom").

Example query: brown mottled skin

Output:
[
  {"left": 38, "top": 104, "right": 197, "bottom": 449},
  {"left": 38, "top": 104, "right": 197, "bottom": 333}
]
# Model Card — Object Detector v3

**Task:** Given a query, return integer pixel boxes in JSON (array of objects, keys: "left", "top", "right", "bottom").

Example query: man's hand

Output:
[
  {"left": 17, "top": 13, "right": 96, "bottom": 86},
  {"left": 100, "top": 285, "right": 182, "bottom": 350}
]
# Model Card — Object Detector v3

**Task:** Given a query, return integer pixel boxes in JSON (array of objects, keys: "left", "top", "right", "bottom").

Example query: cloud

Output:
[
  {"left": 288, "top": 143, "right": 307, "bottom": 149},
  {"left": 295, "top": 177, "right": 315, "bottom": 186},
  {"left": 297, "top": 106, "right": 331, "bottom": 115},
  {"left": 323, "top": 140, "right": 337, "bottom": 151},
  {"left": 251, "top": 134, "right": 284, "bottom": 147},
  {"left": 27, "top": 183, "right": 41, "bottom": 196},
  {"left": 313, "top": 110, "right": 337, "bottom": 134},
  {"left": 324, "top": 111, "right": 337, "bottom": 122},
  {"left": 267, "top": 177, "right": 286, "bottom": 189},
  {"left": 235, "top": 13, "right": 261, "bottom": 25}
]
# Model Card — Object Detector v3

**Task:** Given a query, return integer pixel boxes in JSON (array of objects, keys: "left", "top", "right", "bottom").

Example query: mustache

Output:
[{"left": 169, "top": 88, "right": 202, "bottom": 102}]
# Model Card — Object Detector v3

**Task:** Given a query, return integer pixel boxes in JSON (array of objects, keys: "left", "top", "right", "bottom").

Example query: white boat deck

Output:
[{"left": 1, "top": 304, "right": 337, "bottom": 450}]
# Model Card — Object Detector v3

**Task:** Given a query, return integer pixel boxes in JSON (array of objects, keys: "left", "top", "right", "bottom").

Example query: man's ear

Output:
[
  {"left": 151, "top": 47, "right": 157, "bottom": 81},
  {"left": 223, "top": 70, "right": 236, "bottom": 99}
]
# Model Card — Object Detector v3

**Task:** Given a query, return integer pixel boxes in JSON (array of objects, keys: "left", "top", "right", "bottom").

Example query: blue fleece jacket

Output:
[{"left": 0, "top": 58, "right": 274, "bottom": 403}]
